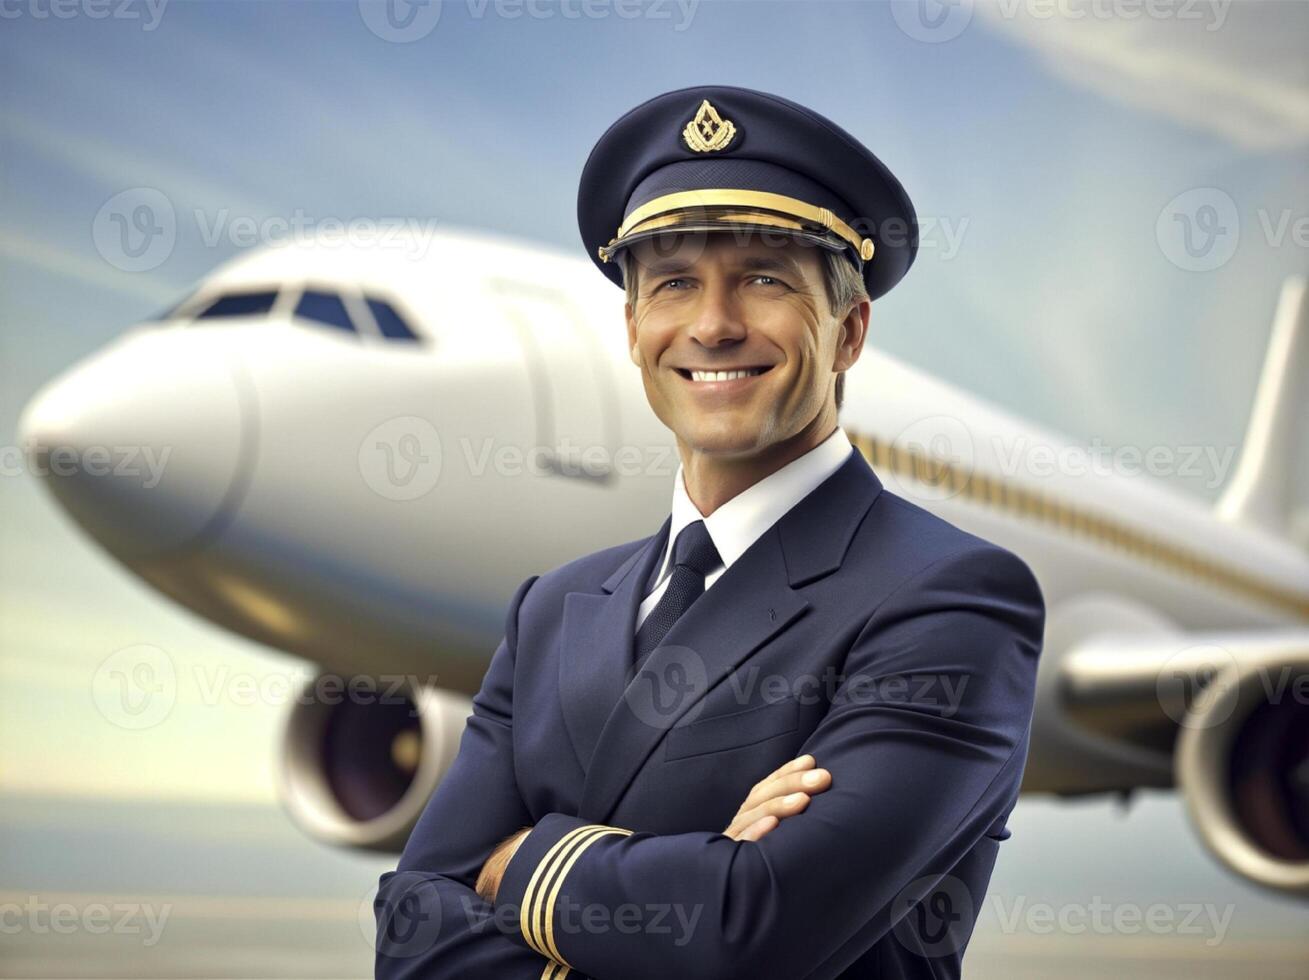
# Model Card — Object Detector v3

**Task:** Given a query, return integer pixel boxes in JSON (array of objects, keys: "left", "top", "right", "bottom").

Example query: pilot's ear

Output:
[
  {"left": 625, "top": 303, "right": 640, "bottom": 366},
  {"left": 834, "top": 299, "right": 870, "bottom": 373}
]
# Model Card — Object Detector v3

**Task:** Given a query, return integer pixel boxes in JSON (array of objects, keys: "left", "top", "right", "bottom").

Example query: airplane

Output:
[{"left": 17, "top": 226, "right": 1309, "bottom": 900}]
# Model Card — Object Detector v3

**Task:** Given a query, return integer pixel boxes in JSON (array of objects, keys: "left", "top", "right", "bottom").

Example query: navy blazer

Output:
[{"left": 375, "top": 446, "right": 1045, "bottom": 979}]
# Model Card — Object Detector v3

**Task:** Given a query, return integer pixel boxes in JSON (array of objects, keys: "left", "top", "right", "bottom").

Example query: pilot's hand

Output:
[
  {"left": 722, "top": 754, "right": 831, "bottom": 842},
  {"left": 476, "top": 826, "right": 531, "bottom": 904}
]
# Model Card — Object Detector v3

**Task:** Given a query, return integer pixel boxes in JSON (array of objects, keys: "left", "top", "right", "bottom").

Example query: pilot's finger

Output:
[
  {"left": 745, "top": 755, "right": 814, "bottom": 801},
  {"left": 740, "top": 766, "right": 830, "bottom": 813},
  {"left": 735, "top": 814, "right": 779, "bottom": 842},
  {"left": 724, "top": 810, "right": 777, "bottom": 842},
  {"left": 724, "top": 791, "right": 812, "bottom": 838}
]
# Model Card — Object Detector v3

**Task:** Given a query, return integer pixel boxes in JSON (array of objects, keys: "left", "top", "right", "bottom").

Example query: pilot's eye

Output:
[{"left": 654, "top": 277, "right": 691, "bottom": 293}]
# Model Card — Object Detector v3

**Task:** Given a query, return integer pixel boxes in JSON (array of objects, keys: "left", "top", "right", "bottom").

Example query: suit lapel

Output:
[
  {"left": 576, "top": 526, "right": 809, "bottom": 821},
  {"left": 558, "top": 516, "right": 670, "bottom": 776},
  {"left": 563, "top": 447, "right": 884, "bottom": 823}
]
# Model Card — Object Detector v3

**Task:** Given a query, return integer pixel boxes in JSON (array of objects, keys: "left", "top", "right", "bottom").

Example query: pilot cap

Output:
[{"left": 578, "top": 85, "right": 918, "bottom": 301}]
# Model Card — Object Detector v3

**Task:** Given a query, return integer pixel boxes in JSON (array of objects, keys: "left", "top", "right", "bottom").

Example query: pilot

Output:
[{"left": 375, "top": 85, "right": 1045, "bottom": 980}]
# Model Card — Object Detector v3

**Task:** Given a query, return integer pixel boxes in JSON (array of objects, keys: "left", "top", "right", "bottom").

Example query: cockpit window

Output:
[
  {"left": 173, "top": 285, "right": 419, "bottom": 346},
  {"left": 366, "top": 296, "right": 419, "bottom": 341},
  {"left": 294, "top": 290, "right": 357, "bottom": 333},
  {"left": 196, "top": 291, "right": 279, "bottom": 319}
]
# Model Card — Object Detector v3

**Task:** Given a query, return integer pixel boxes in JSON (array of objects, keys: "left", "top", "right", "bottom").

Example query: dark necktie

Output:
[{"left": 633, "top": 519, "right": 722, "bottom": 672}]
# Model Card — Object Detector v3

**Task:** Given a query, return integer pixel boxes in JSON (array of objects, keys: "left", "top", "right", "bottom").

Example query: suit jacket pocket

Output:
[{"left": 665, "top": 697, "right": 800, "bottom": 761}]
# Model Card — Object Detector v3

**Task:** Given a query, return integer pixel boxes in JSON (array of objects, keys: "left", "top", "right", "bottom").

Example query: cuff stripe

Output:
[
  {"left": 539, "top": 960, "right": 569, "bottom": 979},
  {"left": 519, "top": 822, "right": 633, "bottom": 969},
  {"left": 535, "top": 827, "right": 614, "bottom": 964},
  {"left": 520, "top": 826, "right": 598, "bottom": 959},
  {"left": 542, "top": 828, "right": 631, "bottom": 965}
]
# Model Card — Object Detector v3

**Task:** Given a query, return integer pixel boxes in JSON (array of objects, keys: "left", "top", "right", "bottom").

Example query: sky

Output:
[{"left": 1, "top": 0, "right": 1308, "bottom": 969}]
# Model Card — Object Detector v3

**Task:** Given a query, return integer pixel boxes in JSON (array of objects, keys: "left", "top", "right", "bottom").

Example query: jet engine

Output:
[
  {"left": 277, "top": 675, "right": 472, "bottom": 851},
  {"left": 1176, "top": 649, "right": 1309, "bottom": 897}
]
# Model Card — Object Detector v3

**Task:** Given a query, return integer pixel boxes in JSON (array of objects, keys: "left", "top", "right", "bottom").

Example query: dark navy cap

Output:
[{"left": 578, "top": 85, "right": 918, "bottom": 301}]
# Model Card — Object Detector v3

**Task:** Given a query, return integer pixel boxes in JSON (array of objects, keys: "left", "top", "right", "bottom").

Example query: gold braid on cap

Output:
[{"left": 598, "top": 189, "right": 875, "bottom": 264}]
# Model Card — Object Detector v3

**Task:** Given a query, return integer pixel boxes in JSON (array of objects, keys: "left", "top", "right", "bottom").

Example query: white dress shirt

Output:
[{"left": 635, "top": 426, "right": 854, "bottom": 631}]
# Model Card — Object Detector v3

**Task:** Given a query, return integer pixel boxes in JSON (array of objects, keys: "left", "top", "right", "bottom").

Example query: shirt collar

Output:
[{"left": 651, "top": 426, "right": 854, "bottom": 589}]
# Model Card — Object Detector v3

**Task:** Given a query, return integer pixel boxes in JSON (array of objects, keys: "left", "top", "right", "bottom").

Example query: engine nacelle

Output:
[
  {"left": 277, "top": 675, "right": 472, "bottom": 851},
  {"left": 1176, "top": 652, "right": 1309, "bottom": 897}
]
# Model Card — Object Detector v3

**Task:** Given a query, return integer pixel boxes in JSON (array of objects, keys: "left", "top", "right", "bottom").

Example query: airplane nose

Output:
[{"left": 18, "top": 331, "right": 250, "bottom": 560}]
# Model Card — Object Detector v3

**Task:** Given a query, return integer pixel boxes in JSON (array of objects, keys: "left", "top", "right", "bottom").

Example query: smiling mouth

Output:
[{"left": 674, "top": 366, "right": 774, "bottom": 382}]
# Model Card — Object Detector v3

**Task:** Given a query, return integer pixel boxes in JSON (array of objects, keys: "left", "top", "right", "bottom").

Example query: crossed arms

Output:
[
  {"left": 473, "top": 749, "right": 831, "bottom": 905},
  {"left": 375, "top": 545, "right": 1044, "bottom": 980}
]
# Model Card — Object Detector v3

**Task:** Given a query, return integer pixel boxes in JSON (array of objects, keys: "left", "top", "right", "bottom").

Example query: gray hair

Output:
[{"left": 621, "top": 244, "right": 867, "bottom": 411}]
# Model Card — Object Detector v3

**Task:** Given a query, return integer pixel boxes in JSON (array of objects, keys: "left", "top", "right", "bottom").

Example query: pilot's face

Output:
[{"left": 625, "top": 233, "right": 856, "bottom": 460}]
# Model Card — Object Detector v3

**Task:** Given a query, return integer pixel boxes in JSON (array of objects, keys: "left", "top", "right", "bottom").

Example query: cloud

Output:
[
  {"left": 1, "top": 108, "right": 271, "bottom": 219},
  {"left": 977, "top": 0, "right": 1309, "bottom": 151},
  {"left": 0, "top": 229, "right": 181, "bottom": 303}
]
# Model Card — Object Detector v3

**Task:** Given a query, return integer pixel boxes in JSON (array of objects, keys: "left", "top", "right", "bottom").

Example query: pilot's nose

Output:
[
  {"left": 686, "top": 279, "right": 748, "bottom": 347},
  {"left": 17, "top": 330, "right": 249, "bottom": 560}
]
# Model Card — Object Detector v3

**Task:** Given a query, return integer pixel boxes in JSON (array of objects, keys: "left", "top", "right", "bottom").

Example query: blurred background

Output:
[{"left": 2, "top": 1, "right": 1307, "bottom": 977}]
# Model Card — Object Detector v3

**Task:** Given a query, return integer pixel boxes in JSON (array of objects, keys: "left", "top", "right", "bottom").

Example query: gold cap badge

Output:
[{"left": 682, "top": 99, "right": 736, "bottom": 153}]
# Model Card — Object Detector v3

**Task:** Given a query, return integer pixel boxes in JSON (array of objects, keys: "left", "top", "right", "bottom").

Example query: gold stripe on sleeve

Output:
[
  {"left": 539, "top": 959, "right": 569, "bottom": 980},
  {"left": 531, "top": 827, "right": 615, "bottom": 966},
  {"left": 519, "top": 827, "right": 600, "bottom": 959},
  {"left": 540, "top": 827, "right": 634, "bottom": 966}
]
